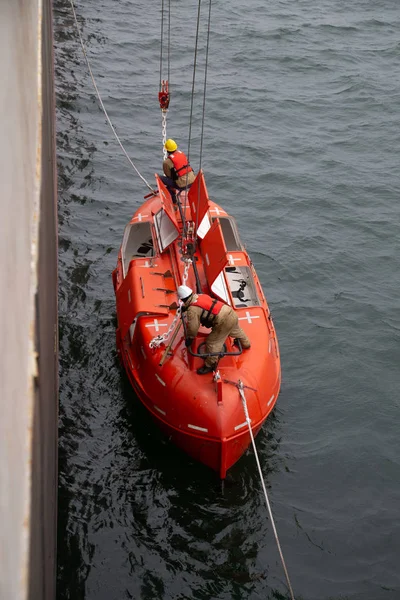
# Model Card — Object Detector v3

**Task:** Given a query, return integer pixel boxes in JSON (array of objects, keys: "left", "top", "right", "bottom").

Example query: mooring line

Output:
[
  {"left": 238, "top": 381, "right": 296, "bottom": 600},
  {"left": 69, "top": 0, "right": 155, "bottom": 193}
]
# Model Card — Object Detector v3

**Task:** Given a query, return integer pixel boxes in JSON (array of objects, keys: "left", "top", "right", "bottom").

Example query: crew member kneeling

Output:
[{"left": 177, "top": 285, "right": 251, "bottom": 375}]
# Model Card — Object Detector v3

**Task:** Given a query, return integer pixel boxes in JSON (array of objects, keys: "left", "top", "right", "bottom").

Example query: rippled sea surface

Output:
[{"left": 55, "top": 1, "right": 400, "bottom": 598}]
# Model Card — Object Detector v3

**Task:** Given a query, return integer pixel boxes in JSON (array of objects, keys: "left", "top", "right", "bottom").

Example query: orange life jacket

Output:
[
  {"left": 191, "top": 294, "right": 224, "bottom": 327},
  {"left": 169, "top": 151, "right": 192, "bottom": 180}
]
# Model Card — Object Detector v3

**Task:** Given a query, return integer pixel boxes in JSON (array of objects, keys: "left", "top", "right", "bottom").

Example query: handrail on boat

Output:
[
  {"left": 181, "top": 315, "right": 243, "bottom": 358},
  {"left": 187, "top": 339, "right": 243, "bottom": 358}
]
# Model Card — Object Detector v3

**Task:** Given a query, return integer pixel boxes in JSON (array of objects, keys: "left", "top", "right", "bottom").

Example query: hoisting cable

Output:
[
  {"left": 198, "top": 0, "right": 212, "bottom": 177},
  {"left": 69, "top": 0, "right": 155, "bottom": 193},
  {"left": 159, "top": 0, "right": 171, "bottom": 157},
  {"left": 238, "top": 381, "right": 296, "bottom": 600},
  {"left": 181, "top": 0, "right": 203, "bottom": 237},
  {"left": 186, "top": 0, "right": 202, "bottom": 169},
  {"left": 194, "top": 0, "right": 212, "bottom": 238}
]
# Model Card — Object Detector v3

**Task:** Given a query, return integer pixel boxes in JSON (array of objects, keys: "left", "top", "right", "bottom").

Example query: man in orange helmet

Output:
[
  {"left": 177, "top": 285, "right": 251, "bottom": 375},
  {"left": 160, "top": 139, "right": 195, "bottom": 203}
]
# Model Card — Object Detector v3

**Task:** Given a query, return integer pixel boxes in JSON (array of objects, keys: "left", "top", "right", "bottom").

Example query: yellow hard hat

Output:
[{"left": 164, "top": 139, "right": 178, "bottom": 152}]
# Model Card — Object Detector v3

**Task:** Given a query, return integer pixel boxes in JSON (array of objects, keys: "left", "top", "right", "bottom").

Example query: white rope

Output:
[
  {"left": 238, "top": 381, "right": 296, "bottom": 600},
  {"left": 69, "top": 0, "right": 155, "bottom": 193},
  {"left": 149, "top": 259, "right": 192, "bottom": 349}
]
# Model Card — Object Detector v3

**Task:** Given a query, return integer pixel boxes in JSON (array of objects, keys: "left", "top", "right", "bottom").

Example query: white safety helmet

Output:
[{"left": 177, "top": 285, "right": 193, "bottom": 300}]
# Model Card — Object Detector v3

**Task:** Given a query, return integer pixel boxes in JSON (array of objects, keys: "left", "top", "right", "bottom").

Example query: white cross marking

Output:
[
  {"left": 238, "top": 311, "right": 260, "bottom": 324},
  {"left": 145, "top": 319, "right": 168, "bottom": 332},
  {"left": 138, "top": 261, "right": 158, "bottom": 268},
  {"left": 210, "top": 207, "right": 225, "bottom": 216},
  {"left": 133, "top": 213, "right": 149, "bottom": 221},
  {"left": 228, "top": 254, "right": 242, "bottom": 266}
]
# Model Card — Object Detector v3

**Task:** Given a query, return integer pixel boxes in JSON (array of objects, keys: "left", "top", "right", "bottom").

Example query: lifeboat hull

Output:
[
  {"left": 113, "top": 172, "right": 281, "bottom": 478},
  {"left": 117, "top": 330, "right": 280, "bottom": 478}
]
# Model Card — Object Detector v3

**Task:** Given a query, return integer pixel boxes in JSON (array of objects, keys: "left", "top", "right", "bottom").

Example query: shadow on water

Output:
[{"left": 108, "top": 367, "right": 298, "bottom": 600}]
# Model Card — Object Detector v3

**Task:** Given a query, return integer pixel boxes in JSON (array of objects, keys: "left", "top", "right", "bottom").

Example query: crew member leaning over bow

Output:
[
  {"left": 160, "top": 139, "right": 195, "bottom": 203},
  {"left": 177, "top": 286, "right": 251, "bottom": 375}
]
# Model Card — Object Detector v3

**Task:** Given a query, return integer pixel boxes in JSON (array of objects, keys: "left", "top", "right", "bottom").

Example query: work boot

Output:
[
  {"left": 197, "top": 364, "right": 214, "bottom": 375},
  {"left": 233, "top": 338, "right": 250, "bottom": 350}
]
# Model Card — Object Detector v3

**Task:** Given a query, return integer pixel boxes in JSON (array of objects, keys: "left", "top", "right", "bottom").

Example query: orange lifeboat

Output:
[{"left": 112, "top": 172, "right": 281, "bottom": 478}]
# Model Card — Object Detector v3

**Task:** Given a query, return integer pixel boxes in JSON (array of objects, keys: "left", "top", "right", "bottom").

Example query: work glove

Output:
[{"left": 185, "top": 337, "right": 193, "bottom": 347}]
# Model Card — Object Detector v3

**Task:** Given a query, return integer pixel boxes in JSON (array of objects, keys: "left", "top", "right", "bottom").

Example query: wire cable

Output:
[
  {"left": 168, "top": 0, "right": 171, "bottom": 84},
  {"left": 198, "top": 0, "right": 211, "bottom": 175},
  {"left": 181, "top": 0, "right": 203, "bottom": 235},
  {"left": 186, "top": 0, "right": 202, "bottom": 166},
  {"left": 160, "top": 0, "right": 164, "bottom": 90},
  {"left": 69, "top": 0, "right": 155, "bottom": 192},
  {"left": 195, "top": 0, "right": 212, "bottom": 236}
]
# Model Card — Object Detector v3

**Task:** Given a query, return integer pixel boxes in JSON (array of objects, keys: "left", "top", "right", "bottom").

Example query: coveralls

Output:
[
  {"left": 183, "top": 294, "right": 251, "bottom": 369},
  {"left": 161, "top": 151, "right": 195, "bottom": 200}
]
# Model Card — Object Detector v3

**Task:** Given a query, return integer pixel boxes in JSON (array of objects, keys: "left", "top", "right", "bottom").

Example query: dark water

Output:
[{"left": 55, "top": 1, "right": 400, "bottom": 599}]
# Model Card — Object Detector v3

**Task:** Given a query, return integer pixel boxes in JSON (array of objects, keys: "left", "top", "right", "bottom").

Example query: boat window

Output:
[
  {"left": 225, "top": 265, "right": 260, "bottom": 308},
  {"left": 154, "top": 208, "right": 179, "bottom": 253},
  {"left": 122, "top": 221, "right": 154, "bottom": 276},
  {"left": 211, "top": 216, "right": 242, "bottom": 251}
]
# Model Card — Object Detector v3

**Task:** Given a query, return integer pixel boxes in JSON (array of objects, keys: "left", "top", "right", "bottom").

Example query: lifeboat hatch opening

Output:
[
  {"left": 122, "top": 221, "right": 154, "bottom": 277},
  {"left": 200, "top": 219, "right": 228, "bottom": 287},
  {"left": 154, "top": 208, "right": 179, "bottom": 253},
  {"left": 211, "top": 216, "right": 242, "bottom": 252},
  {"left": 225, "top": 266, "right": 261, "bottom": 308},
  {"left": 188, "top": 170, "right": 210, "bottom": 228}
]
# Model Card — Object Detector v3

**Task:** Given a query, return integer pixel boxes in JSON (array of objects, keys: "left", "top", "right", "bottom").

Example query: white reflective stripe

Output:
[
  {"left": 140, "top": 346, "right": 147, "bottom": 359},
  {"left": 128, "top": 289, "right": 131, "bottom": 303},
  {"left": 268, "top": 339, "right": 272, "bottom": 353},
  {"left": 205, "top": 253, "right": 210, "bottom": 266},
  {"left": 155, "top": 374, "right": 166, "bottom": 386},
  {"left": 234, "top": 421, "right": 249, "bottom": 431},
  {"left": 192, "top": 203, "right": 196, "bottom": 214},
  {"left": 188, "top": 424, "right": 208, "bottom": 433},
  {"left": 267, "top": 395, "right": 275, "bottom": 406},
  {"left": 154, "top": 405, "right": 166, "bottom": 416}
]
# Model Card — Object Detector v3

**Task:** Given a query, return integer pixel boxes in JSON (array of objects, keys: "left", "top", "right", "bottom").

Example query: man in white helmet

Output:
[{"left": 177, "top": 285, "right": 251, "bottom": 375}]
